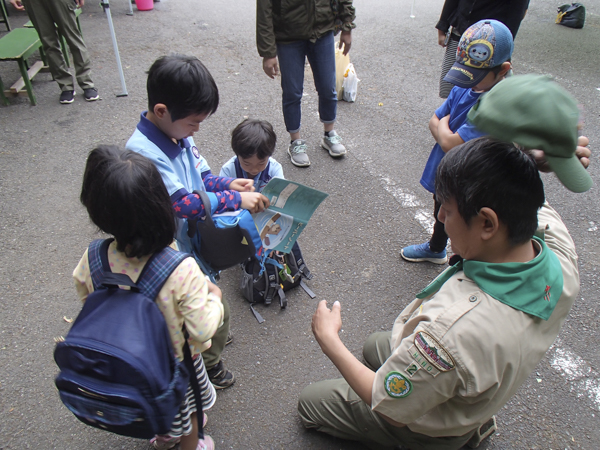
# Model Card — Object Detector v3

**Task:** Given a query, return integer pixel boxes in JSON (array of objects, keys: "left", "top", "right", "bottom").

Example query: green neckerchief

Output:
[{"left": 416, "top": 237, "right": 563, "bottom": 321}]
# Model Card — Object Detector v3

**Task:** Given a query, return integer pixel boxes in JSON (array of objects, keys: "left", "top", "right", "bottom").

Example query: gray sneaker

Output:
[
  {"left": 321, "top": 130, "right": 347, "bottom": 157},
  {"left": 288, "top": 139, "right": 311, "bottom": 167}
]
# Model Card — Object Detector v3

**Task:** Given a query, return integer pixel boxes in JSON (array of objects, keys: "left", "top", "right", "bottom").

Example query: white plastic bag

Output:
[{"left": 342, "top": 63, "right": 359, "bottom": 102}]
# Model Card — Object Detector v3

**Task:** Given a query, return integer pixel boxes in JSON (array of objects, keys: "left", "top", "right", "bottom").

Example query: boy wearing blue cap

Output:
[{"left": 401, "top": 19, "right": 514, "bottom": 265}]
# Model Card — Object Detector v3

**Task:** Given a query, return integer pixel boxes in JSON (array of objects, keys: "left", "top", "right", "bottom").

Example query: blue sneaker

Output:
[{"left": 400, "top": 242, "right": 448, "bottom": 264}]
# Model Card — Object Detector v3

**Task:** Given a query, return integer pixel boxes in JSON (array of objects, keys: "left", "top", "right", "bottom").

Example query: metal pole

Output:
[{"left": 100, "top": 0, "right": 128, "bottom": 97}]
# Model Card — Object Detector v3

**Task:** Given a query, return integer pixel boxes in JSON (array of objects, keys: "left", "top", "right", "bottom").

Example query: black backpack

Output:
[
  {"left": 240, "top": 241, "right": 314, "bottom": 321},
  {"left": 556, "top": 3, "right": 586, "bottom": 28},
  {"left": 54, "top": 239, "right": 204, "bottom": 439}
]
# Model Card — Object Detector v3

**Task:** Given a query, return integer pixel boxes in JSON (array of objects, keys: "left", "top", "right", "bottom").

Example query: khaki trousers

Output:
[
  {"left": 201, "top": 295, "right": 229, "bottom": 370},
  {"left": 298, "top": 332, "right": 474, "bottom": 450},
  {"left": 22, "top": 0, "right": 93, "bottom": 91}
]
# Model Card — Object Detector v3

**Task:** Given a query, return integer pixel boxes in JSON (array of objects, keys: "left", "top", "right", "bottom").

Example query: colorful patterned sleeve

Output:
[
  {"left": 203, "top": 173, "right": 235, "bottom": 192},
  {"left": 172, "top": 190, "right": 242, "bottom": 218},
  {"left": 172, "top": 192, "right": 207, "bottom": 219}
]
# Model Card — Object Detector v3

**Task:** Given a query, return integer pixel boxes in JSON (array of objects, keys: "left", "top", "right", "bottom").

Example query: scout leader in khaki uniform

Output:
[{"left": 298, "top": 75, "right": 592, "bottom": 450}]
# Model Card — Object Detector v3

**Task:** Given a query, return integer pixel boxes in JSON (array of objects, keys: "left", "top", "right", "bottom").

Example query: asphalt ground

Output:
[{"left": 0, "top": 0, "right": 599, "bottom": 449}]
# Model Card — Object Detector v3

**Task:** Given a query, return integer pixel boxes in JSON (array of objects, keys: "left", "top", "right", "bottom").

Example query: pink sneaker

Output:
[
  {"left": 150, "top": 414, "right": 209, "bottom": 449},
  {"left": 198, "top": 434, "right": 215, "bottom": 450},
  {"left": 150, "top": 435, "right": 180, "bottom": 450}
]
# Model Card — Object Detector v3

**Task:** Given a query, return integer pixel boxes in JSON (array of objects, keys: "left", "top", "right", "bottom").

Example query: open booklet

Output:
[{"left": 252, "top": 178, "right": 328, "bottom": 253}]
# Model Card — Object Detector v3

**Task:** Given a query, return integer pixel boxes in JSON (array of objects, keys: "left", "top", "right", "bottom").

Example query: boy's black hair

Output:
[
  {"left": 147, "top": 55, "right": 219, "bottom": 122},
  {"left": 81, "top": 145, "right": 176, "bottom": 258},
  {"left": 435, "top": 137, "right": 545, "bottom": 245},
  {"left": 231, "top": 119, "right": 277, "bottom": 160}
]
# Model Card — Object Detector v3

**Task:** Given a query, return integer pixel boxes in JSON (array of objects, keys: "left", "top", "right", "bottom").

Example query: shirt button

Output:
[{"left": 469, "top": 295, "right": 478, "bottom": 302}]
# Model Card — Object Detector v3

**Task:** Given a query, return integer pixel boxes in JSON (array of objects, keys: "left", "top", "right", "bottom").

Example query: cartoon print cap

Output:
[
  {"left": 468, "top": 74, "right": 593, "bottom": 193},
  {"left": 443, "top": 19, "right": 514, "bottom": 89}
]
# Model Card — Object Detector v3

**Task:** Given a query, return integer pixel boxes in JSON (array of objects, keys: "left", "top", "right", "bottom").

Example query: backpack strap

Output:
[
  {"left": 136, "top": 247, "right": 190, "bottom": 301},
  {"left": 258, "top": 161, "right": 271, "bottom": 185},
  {"left": 290, "top": 241, "right": 313, "bottom": 280},
  {"left": 88, "top": 238, "right": 113, "bottom": 291},
  {"left": 87, "top": 238, "right": 191, "bottom": 300},
  {"left": 233, "top": 158, "right": 245, "bottom": 179},
  {"left": 262, "top": 256, "right": 283, "bottom": 306},
  {"left": 182, "top": 330, "right": 206, "bottom": 440},
  {"left": 89, "top": 238, "right": 145, "bottom": 290}
]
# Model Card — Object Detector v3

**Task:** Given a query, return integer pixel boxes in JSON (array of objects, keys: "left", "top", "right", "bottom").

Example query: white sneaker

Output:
[
  {"left": 288, "top": 139, "right": 311, "bottom": 167},
  {"left": 321, "top": 130, "right": 347, "bottom": 157}
]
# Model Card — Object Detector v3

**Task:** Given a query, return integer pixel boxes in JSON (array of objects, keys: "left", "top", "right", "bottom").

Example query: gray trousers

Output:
[
  {"left": 439, "top": 37, "right": 459, "bottom": 99},
  {"left": 297, "top": 332, "right": 474, "bottom": 450},
  {"left": 22, "top": 0, "right": 93, "bottom": 91}
]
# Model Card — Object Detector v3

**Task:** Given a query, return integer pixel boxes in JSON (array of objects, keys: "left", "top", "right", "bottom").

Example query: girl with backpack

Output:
[{"left": 74, "top": 145, "right": 223, "bottom": 450}]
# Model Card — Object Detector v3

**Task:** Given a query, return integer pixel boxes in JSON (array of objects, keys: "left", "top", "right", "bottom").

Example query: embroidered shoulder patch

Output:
[
  {"left": 384, "top": 372, "right": 412, "bottom": 398},
  {"left": 191, "top": 146, "right": 200, "bottom": 159},
  {"left": 414, "top": 331, "right": 455, "bottom": 372}
]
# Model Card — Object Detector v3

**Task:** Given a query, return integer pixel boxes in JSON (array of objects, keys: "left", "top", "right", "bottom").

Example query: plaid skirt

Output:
[{"left": 168, "top": 355, "right": 216, "bottom": 437}]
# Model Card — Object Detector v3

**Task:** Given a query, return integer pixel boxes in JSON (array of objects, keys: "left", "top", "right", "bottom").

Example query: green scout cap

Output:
[{"left": 468, "top": 74, "right": 593, "bottom": 193}]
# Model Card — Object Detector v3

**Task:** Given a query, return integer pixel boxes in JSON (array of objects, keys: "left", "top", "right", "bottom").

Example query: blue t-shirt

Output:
[
  {"left": 420, "top": 87, "right": 486, "bottom": 193},
  {"left": 126, "top": 112, "right": 218, "bottom": 252},
  {"left": 219, "top": 156, "right": 284, "bottom": 192}
]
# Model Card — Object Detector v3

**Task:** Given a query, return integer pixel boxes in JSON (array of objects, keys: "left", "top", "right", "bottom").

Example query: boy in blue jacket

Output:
[
  {"left": 220, "top": 118, "right": 284, "bottom": 192},
  {"left": 127, "top": 54, "right": 269, "bottom": 390},
  {"left": 401, "top": 20, "right": 513, "bottom": 264}
]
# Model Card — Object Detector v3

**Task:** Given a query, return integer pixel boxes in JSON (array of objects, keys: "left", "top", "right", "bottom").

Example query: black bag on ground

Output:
[
  {"left": 556, "top": 3, "right": 586, "bottom": 28},
  {"left": 240, "top": 241, "right": 313, "bottom": 309}
]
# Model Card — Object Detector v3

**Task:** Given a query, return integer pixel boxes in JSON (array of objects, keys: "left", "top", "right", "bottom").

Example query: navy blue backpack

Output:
[{"left": 54, "top": 239, "right": 201, "bottom": 439}]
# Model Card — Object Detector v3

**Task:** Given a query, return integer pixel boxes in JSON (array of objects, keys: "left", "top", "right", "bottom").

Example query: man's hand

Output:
[
  {"left": 575, "top": 136, "right": 591, "bottom": 169},
  {"left": 10, "top": 0, "right": 25, "bottom": 11},
  {"left": 438, "top": 29, "right": 447, "bottom": 47},
  {"left": 312, "top": 300, "right": 342, "bottom": 354},
  {"left": 75, "top": 0, "right": 85, "bottom": 6},
  {"left": 263, "top": 57, "right": 279, "bottom": 79},
  {"left": 229, "top": 178, "right": 255, "bottom": 192},
  {"left": 240, "top": 192, "right": 269, "bottom": 213},
  {"left": 339, "top": 30, "right": 352, "bottom": 56},
  {"left": 529, "top": 136, "right": 591, "bottom": 172}
]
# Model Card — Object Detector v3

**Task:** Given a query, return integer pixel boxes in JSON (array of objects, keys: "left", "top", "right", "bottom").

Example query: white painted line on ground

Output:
[
  {"left": 380, "top": 177, "right": 432, "bottom": 232},
  {"left": 414, "top": 210, "right": 434, "bottom": 235},
  {"left": 550, "top": 340, "right": 600, "bottom": 410}
]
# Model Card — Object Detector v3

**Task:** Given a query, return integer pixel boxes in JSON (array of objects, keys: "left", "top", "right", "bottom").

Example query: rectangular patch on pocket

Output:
[{"left": 408, "top": 345, "right": 440, "bottom": 377}]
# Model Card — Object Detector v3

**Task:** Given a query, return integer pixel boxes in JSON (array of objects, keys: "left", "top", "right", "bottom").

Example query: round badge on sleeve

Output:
[
  {"left": 384, "top": 372, "right": 412, "bottom": 398},
  {"left": 191, "top": 146, "right": 200, "bottom": 159}
]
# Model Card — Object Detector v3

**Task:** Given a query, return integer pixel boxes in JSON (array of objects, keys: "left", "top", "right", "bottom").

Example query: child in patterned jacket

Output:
[{"left": 74, "top": 145, "right": 222, "bottom": 450}]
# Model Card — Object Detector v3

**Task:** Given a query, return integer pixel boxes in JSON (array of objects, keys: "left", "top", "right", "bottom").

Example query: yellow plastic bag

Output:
[{"left": 335, "top": 42, "right": 350, "bottom": 100}]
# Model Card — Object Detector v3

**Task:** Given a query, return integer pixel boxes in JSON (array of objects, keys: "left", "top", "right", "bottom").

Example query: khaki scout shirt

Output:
[{"left": 371, "top": 203, "right": 579, "bottom": 437}]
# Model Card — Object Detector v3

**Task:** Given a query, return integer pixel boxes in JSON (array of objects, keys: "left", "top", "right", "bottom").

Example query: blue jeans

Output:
[{"left": 276, "top": 32, "right": 337, "bottom": 134}]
